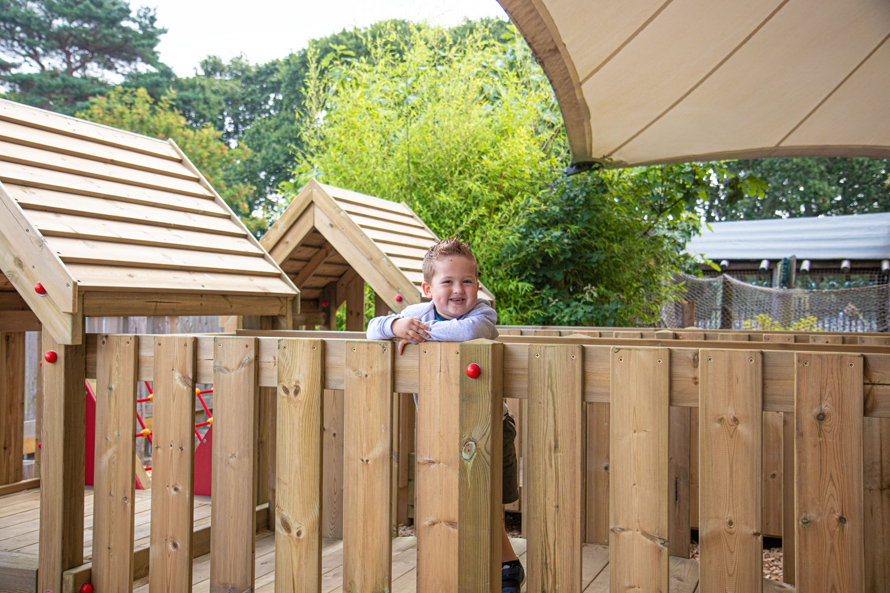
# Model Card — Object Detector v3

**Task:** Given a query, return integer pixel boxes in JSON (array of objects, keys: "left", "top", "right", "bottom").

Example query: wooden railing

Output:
[{"left": 76, "top": 333, "right": 887, "bottom": 592}]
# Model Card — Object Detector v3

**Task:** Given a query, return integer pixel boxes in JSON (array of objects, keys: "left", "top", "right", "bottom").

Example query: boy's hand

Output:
[
  {"left": 391, "top": 317, "right": 430, "bottom": 343},
  {"left": 395, "top": 338, "right": 412, "bottom": 355}
]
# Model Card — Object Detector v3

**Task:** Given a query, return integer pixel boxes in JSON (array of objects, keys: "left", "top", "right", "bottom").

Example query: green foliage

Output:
[
  {"left": 76, "top": 87, "right": 262, "bottom": 232},
  {"left": 742, "top": 314, "right": 821, "bottom": 332},
  {"left": 287, "top": 22, "right": 564, "bottom": 248},
  {"left": 702, "top": 157, "right": 889, "bottom": 220},
  {"left": 0, "top": 0, "right": 166, "bottom": 113}
]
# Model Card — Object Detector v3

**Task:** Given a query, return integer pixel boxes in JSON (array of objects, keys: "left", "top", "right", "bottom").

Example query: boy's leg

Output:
[
  {"left": 501, "top": 410, "right": 524, "bottom": 592},
  {"left": 502, "top": 524, "right": 518, "bottom": 562}
]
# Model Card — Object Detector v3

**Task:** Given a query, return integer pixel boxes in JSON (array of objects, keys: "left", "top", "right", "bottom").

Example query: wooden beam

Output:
[
  {"left": 269, "top": 207, "right": 315, "bottom": 264},
  {"left": 343, "top": 340, "right": 393, "bottom": 592},
  {"left": 38, "top": 325, "right": 86, "bottom": 593},
  {"left": 0, "top": 477, "right": 39, "bottom": 496},
  {"left": 149, "top": 336, "right": 197, "bottom": 593},
  {"left": 93, "top": 334, "right": 138, "bottom": 593},
  {"left": 609, "top": 347, "right": 669, "bottom": 593},
  {"left": 83, "top": 292, "right": 292, "bottom": 318},
  {"left": 211, "top": 337, "right": 258, "bottom": 593},
  {"left": 458, "top": 340, "right": 503, "bottom": 593},
  {"left": 275, "top": 339, "right": 324, "bottom": 593},
  {"left": 0, "top": 332, "right": 25, "bottom": 485},
  {"left": 0, "top": 310, "right": 40, "bottom": 332},
  {"left": 293, "top": 245, "right": 335, "bottom": 288},
  {"left": 260, "top": 183, "right": 315, "bottom": 254}
]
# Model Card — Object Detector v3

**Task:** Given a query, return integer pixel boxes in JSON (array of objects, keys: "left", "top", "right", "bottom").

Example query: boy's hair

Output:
[{"left": 422, "top": 237, "right": 477, "bottom": 283}]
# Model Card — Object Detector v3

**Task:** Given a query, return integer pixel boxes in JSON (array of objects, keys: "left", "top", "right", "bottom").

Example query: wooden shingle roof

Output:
[
  {"left": 261, "top": 180, "right": 495, "bottom": 317},
  {"left": 0, "top": 98, "right": 299, "bottom": 344}
]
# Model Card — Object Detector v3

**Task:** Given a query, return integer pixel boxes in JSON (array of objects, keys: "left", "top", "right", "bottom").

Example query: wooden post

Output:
[
  {"left": 374, "top": 294, "right": 390, "bottom": 317},
  {"left": 528, "top": 344, "right": 583, "bottom": 592},
  {"left": 345, "top": 277, "right": 364, "bottom": 331},
  {"left": 795, "top": 353, "right": 864, "bottom": 592},
  {"left": 276, "top": 339, "right": 324, "bottom": 593},
  {"left": 782, "top": 411, "right": 796, "bottom": 585},
  {"left": 38, "top": 326, "right": 86, "bottom": 593},
  {"left": 586, "top": 401, "right": 610, "bottom": 545},
  {"left": 35, "top": 329, "right": 42, "bottom": 479},
  {"left": 699, "top": 349, "right": 762, "bottom": 592},
  {"left": 343, "top": 341, "right": 393, "bottom": 592},
  {"left": 458, "top": 340, "right": 503, "bottom": 593},
  {"left": 609, "top": 347, "right": 669, "bottom": 593},
  {"left": 149, "top": 337, "right": 197, "bottom": 593},
  {"left": 322, "top": 389, "right": 345, "bottom": 539},
  {"left": 0, "top": 332, "right": 25, "bottom": 484},
  {"left": 668, "top": 406, "right": 691, "bottom": 558},
  {"left": 864, "top": 416, "right": 890, "bottom": 593},
  {"left": 396, "top": 392, "right": 415, "bottom": 527},
  {"left": 762, "top": 411, "right": 784, "bottom": 538},
  {"left": 681, "top": 299, "right": 695, "bottom": 328},
  {"left": 92, "top": 335, "right": 138, "bottom": 593},
  {"left": 720, "top": 277, "right": 734, "bottom": 330},
  {"left": 210, "top": 337, "right": 258, "bottom": 593},
  {"left": 416, "top": 342, "right": 461, "bottom": 591}
]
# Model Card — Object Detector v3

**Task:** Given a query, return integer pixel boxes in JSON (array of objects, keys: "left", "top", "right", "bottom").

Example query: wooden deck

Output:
[{"left": 0, "top": 485, "right": 794, "bottom": 592}]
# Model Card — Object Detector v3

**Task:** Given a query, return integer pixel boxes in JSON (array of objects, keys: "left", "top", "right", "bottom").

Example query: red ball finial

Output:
[
  {"left": 37, "top": 442, "right": 41, "bottom": 449},
  {"left": 34, "top": 282, "right": 47, "bottom": 296},
  {"left": 44, "top": 350, "right": 58, "bottom": 364},
  {"left": 395, "top": 294, "right": 403, "bottom": 302},
  {"left": 321, "top": 300, "right": 329, "bottom": 307},
  {"left": 80, "top": 583, "right": 94, "bottom": 593},
  {"left": 466, "top": 363, "right": 481, "bottom": 379}
]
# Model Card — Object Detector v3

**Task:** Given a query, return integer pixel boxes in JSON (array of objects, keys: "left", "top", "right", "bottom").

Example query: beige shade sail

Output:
[{"left": 498, "top": 0, "right": 890, "bottom": 167}]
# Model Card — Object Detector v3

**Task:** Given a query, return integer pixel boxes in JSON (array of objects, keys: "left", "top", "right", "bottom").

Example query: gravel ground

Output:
[{"left": 400, "top": 519, "right": 785, "bottom": 581}]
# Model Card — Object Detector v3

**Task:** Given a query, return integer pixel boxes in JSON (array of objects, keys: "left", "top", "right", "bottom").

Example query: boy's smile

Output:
[{"left": 421, "top": 255, "right": 479, "bottom": 319}]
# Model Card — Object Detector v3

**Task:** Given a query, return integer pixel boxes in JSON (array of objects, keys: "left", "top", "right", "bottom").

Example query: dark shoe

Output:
[{"left": 502, "top": 560, "right": 525, "bottom": 593}]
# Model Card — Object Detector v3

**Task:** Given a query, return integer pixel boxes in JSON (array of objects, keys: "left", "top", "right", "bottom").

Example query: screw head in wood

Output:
[
  {"left": 34, "top": 282, "right": 47, "bottom": 296},
  {"left": 466, "top": 363, "right": 481, "bottom": 379},
  {"left": 44, "top": 350, "right": 58, "bottom": 363}
]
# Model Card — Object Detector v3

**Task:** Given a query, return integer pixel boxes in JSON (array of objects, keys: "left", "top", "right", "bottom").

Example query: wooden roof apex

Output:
[
  {"left": 0, "top": 98, "right": 299, "bottom": 345},
  {"left": 261, "top": 179, "right": 495, "bottom": 313}
]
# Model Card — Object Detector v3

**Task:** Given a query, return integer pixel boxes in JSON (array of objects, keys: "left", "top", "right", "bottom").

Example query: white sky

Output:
[{"left": 145, "top": 0, "right": 509, "bottom": 76}]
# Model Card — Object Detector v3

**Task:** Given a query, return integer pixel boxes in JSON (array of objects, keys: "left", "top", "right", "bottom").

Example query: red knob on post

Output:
[
  {"left": 34, "top": 282, "right": 47, "bottom": 296},
  {"left": 321, "top": 300, "right": 329, "bottom": 307},
  {"left": 395, "top": 295, "right": 403, "bottom": 302},
  {"left": 80, "top": 584, "right": 94, "bottom": 593},
  {"left": 466, "top": 363, "right": 481, "bottom": 379},
  {"left": 44, "top": 351, "right": 58, "bottom": 364},
  {"left": 37, "top": 442, "right": 41, "bottom": 449}
]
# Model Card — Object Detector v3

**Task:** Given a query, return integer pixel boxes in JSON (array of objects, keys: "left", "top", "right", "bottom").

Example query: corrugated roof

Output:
[
  {"left": 0, "top": 98, "right": 299, "bottom": 344},
  {"left": 684, "top": 212, "right": 890, "bottom": 260}
]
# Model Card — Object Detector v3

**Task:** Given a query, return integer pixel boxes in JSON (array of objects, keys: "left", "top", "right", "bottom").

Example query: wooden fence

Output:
[{"left": 47, "top": 332, "right": 888, "bottom": 592}]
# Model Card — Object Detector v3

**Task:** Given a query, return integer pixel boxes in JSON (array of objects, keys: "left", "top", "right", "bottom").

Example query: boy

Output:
[{"left": 367, "top": 237, "right": 524, "bottom": 593}]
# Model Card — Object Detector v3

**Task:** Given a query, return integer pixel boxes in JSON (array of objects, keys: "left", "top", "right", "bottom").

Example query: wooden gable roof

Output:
[
  {"left": 261, "top": 180, "right": 495, "bottom": 319},
  {"left": 0, "top": 98, "right": 299, "bottom": 344}
]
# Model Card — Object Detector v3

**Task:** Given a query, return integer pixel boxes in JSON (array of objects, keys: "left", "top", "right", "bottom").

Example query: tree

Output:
[
  {"left": 76, "top": 87, "right": 262, "bottom": 233},
  {"left": 701, "top": 156, "right": 889, "bottom": 221},
  {"left": 0, "top": 0, "right": 165, "bottom": 113}
]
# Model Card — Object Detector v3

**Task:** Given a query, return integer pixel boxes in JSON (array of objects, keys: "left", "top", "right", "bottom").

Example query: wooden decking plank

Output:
[
  {"left": 149, "top": 337, "right": 197, "bottom": 593},
  {"left": 343, "top": 341, "right": 394, "bottom": 593},
  {"left": 92, "top": 335, "right": 138, "bottom": 593},
  {"left": 795, "top": 353, "right": 865, "bottom": 593},
  {"left": 609, "top": 347, "right": 670, "bottom": 593},
  {"left": 699, "top": 349, "right": 762, "bottom": 592},
  {"left": 276, "top": 339, "right": 324, "bottom": 593}
]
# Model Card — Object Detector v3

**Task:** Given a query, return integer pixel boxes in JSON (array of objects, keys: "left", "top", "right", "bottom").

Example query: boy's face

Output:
[{"left": 421, "top": 255, "right": 479, "bottom": 319}]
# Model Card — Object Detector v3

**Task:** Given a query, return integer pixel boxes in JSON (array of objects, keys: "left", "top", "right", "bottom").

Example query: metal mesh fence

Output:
[{"left": 661, "top": 273, "right": 890, "bottom": 332}]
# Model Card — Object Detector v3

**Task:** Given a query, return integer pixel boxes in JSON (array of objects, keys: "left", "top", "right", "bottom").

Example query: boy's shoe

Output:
[{"left": 502, "top": 560, "right": 525, "bottom": 593}]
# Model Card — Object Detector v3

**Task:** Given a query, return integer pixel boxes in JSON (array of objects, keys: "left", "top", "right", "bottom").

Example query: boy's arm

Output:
[
  {"left": 366, "top": 303, "right": 432, "bottom": 340},
  {"left": 424, "top": 302, "right": 498, "bottom": 342}
]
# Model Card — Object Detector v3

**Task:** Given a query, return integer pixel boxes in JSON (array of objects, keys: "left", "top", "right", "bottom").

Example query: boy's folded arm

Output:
[
  {"left": 424, "top": 307, "right": 499, "bottom": 342},
  {"left": 366, "top": 315, "right": 398, "bottom": 340}
]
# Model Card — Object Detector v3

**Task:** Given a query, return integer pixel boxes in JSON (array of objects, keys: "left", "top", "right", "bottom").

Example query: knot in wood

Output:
[
  {"left": 461, "top": 440, "right": 477, "bottom": 461},
  {"left": 816, "top": 411, "right": 826, "bottom": 422}
]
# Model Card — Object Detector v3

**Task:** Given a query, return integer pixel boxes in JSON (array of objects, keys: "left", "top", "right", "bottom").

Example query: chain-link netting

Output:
[{"left": 661, "top": 273, "right": 890, "bottom": 332}]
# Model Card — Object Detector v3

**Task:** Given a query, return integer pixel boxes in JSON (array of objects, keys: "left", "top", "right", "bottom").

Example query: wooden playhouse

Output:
[{"left": 0, "top": 97, "right": 299, "bottom": 591}]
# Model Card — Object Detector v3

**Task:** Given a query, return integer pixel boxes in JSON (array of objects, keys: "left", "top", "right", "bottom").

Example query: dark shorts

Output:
[{"left": 503, "top": 412, "right": 519, "bottom": 504}]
